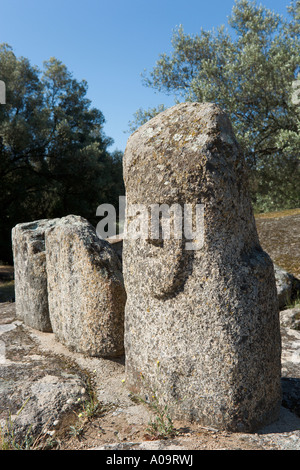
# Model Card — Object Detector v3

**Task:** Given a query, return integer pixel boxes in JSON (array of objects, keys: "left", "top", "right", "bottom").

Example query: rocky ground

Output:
[
  {"left": 0, "top": 301, "right": 300, "bottom": 451},
  {"left": 1, "top": 208, "right": 300, "bottom": 451}
]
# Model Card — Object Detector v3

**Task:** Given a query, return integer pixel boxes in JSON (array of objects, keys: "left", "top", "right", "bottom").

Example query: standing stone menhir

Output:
[
  {"left": 123, "top": 102, "right": 282, "bottom": 432},
  {"left": 12, "top": 219, "right": 59, "bottom": 332},
  {"left": 45, "top": 215, "right": 126, "bottom": 357}
]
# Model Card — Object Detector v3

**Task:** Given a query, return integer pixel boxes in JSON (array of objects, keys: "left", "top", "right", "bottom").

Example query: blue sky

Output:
[{"left": 0, "top": 0, "right": 291, "bottom": 152}]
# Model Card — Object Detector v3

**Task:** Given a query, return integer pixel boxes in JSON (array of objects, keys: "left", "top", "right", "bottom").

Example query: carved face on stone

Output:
[{"left": 123, "top": 102, "right": 247, "bottom": 299}]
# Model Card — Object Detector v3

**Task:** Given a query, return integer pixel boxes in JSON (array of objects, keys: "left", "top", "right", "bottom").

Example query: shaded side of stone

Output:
[{"left": 107, "top": 236, "right": 123, "bottom": 264}]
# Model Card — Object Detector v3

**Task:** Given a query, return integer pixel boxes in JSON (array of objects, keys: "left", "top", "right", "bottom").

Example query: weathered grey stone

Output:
[
  {"left": 280, "top": 307, "right": 300, "bottom": 330},
  {"left": 11, "top": 219, "right": 59, "bottom": 332},
  {"left": 45, "top": 215, "right": 126, "bottom": 357},
  {"left": 274, "top": 264, "right": 300, "bottom": 309},
  {"left": 123, "top": 102, "right": 282, "bottom": 432},
  {"left": 107, "top": 235, "right": 123, "bottom": 264}
]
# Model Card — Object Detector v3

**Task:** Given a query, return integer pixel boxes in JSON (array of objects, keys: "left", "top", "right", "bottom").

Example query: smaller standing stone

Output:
[
  {"left": 45, "top": 215, "right": 126, "bottom": 357},
  {"left": 11, "top": 219, "right": 59, "bottom": 332}
]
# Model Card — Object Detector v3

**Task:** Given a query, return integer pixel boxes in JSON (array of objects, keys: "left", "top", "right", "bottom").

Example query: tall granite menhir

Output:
[{"left": 123, "top": 102, "right": 282, "bottom": 432}]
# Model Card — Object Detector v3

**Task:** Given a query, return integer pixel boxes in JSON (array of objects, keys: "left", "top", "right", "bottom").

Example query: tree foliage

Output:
[
  {"left": 132, "top": 0, "right": 300, "bottom": 212},
  {"left": 0, "top": 45, "right": 124, "bottom": 262},
  {"left": 128, "top": 104, "right": 168, "bottom": 133}
]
